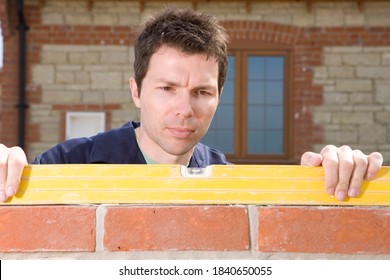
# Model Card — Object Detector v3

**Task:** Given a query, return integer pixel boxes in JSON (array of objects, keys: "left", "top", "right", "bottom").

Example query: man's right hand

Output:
[{"left": 0, "top": 144, "right": 28, "bottom": 202}]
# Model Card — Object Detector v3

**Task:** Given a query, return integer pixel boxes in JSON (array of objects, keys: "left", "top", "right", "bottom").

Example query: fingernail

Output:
[
  {"left": 366, "top": 172, "right": 374, "bottom": 180},
  {"left": 348, "top": 188, "right": 358, "bottom": 197},
  {"left": 326, "top": 187, "right": 335, "bottom": 195},
  {"left": 0, "top": 192, "right": 6, "bottom": 202},
  {"left": 6, "top": 187, "right": 15, "bottom": 197},
  {"left": 336, "top": 191, "right": 346, "bottom": 201}
]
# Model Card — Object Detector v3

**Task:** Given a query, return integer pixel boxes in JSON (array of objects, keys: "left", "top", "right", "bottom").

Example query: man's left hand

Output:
[{"left": 301, "top": 145, "right": 383, "bottom": 201}]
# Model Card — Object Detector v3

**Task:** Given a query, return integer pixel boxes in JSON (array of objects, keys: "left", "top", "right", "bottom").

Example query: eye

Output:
[
  {"left": 198, "top": 90, "right": 211, "bottom": 96},
  {"left": 162, "top": 86, "right": 172, "bottom": 91}
]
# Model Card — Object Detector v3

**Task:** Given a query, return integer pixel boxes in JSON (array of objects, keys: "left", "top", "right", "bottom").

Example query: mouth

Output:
[{"left": 167, "top": 127, "right": 196, "bottom": 139}]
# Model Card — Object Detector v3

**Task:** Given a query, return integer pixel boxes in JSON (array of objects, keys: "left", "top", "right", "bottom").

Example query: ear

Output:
[{"left": 129, "top": 77, "right": 141, "bottom": 108}]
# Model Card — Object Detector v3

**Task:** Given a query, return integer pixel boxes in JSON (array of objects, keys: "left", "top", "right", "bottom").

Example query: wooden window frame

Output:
[{"left": 226, "top": 41, "right": 294, "bottom": 164}]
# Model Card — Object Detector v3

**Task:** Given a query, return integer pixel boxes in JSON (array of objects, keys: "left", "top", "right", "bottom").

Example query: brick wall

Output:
[
  {"left": 0, "top": 0, "right": 19, "bottom": 146},
  {"left": 1, "top": 205, "right": 389, "bottom": 259},
  {"left": 1, "top": 0, "right": 390, "bottom": 163}
]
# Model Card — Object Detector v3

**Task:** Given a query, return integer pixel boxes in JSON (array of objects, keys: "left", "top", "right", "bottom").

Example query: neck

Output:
[{"left": 134, "top": 127, "right": 193, "bottom": 165}]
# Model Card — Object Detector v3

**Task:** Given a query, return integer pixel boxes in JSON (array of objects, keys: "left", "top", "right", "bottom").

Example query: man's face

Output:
[{"left": 130, "top": 45, "right": 220, "bottom": 164}]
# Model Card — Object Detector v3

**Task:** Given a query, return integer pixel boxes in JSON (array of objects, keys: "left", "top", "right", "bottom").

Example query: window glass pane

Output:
[
  {"left": 216, "top": 130, "right": 234, "bottom": 152},
  {"left": 202, "top": 130, "right": 234, "bottom": 154},
  {"left": 248, "top": 105, "right": 265, "bottom": 130},
  {"left": 226, "top": 56, "right": 235, "bottom": 80},
  {"left": 248, "top": 56, "right": 265, "bottom": 80},
  {"left": 266, "top": 106, "right": 283, "bottom": 130},
  {"left": 222, "top": 80, "right": 234, "bottom": 104},
  {"left": 247, "top": 130, "right": 265, "bottom": 154},
  {"left": 266, "top": 56, "right": 284, "bottom": 80},
  {"left": 202, "top": 56, "right": 235, "bottom": 154},
  {"left": 247, "top": 55, "right": 284, "bottom": 155},
  {"left": 265, "top": 131, "right": 283, "bottom": 154},
  {"left": 216, "top": 105, "right": 234, "bottom": 129},
  {"left": 266, "top": 82, "right": 283, "bottom": 105},
  {"left": 248, "top": 81, "right": 265, "bottom": 105}
]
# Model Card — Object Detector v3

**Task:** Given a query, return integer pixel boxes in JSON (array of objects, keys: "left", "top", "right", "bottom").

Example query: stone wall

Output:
[
  {"left": 29, "top": 44, "right": 139, "bottom": 157},
  {"left": 313, "top": 46, "right": 390, "bottom": 160},
  {"left": 41, "top": 1, "right": 390, "bottom": 27}
]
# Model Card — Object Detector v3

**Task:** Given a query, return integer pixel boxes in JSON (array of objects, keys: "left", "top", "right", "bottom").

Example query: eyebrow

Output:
[
  {"left": 154, "top": 78, "right": 217, "bottom": 91},
  {"left": 154, "top": 78, "right": 178, "bottom": 86}
]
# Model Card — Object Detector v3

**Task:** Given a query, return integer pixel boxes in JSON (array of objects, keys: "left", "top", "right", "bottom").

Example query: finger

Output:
[
  {"left": 348, "top": 150, "right": 368, "bottom": 198},
  {"left": 300, "top": 151, "right": 323, "bottom": 167},
  {"left": 5, "top": 146, "right": 28, "bottom": 197},
  {"left": 0, "top": 144, "right": 10, "bottom": 202},
  {"left": 320, "top": 145, "right": 339, "bottom": 196},
  {"left": 335, "top": 145, "right": 354, "bottom": 201},
  {"left": 365, "top": 152, "right": 383, "bottom": 180}
]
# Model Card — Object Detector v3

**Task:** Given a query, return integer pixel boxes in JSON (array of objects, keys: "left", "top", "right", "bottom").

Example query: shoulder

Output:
[
  {"left": 33, "top": 122, "right": 140, "bottom": 164},
  {"left": 190, "top": 142, "right": 228, "bottom": 167},
  {"left": 91, "top": 121, "right": 135, "bottom": 145},
  {"left": 89, "top": 122, "right": 141, "bottom": 163},
  {"left": 32, "top": 135, "right": 96, "bottom": 164}
]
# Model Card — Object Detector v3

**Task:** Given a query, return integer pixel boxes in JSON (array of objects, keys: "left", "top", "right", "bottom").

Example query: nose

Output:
[{"left": 175, "top": 92, "right": 194, "bottom": 118}]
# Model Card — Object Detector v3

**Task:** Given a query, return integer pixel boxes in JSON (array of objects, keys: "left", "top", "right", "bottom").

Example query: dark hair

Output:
[{"left": 133, "top": 8, "right": 229, "bottom": 95}]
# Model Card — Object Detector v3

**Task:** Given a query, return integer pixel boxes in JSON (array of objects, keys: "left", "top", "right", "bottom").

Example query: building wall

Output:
[
  {"left": 0, "top": 0, "right": 19, "bottom": 145},
  {"left": 313, "top": 46, "right": 390, "bottom": 157},
  {"left": 1, "top": 204, "right": 389, "bottom": 259},
  {"left": 1, "top": 0, "right": 390, "bottom": 163}
]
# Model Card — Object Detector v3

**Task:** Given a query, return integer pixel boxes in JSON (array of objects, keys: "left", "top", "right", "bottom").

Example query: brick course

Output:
[{"left": 0, "top": 204, "right": 389, "bottom": 257}]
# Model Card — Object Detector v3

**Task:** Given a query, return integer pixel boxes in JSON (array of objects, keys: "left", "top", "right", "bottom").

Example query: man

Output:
[{"left": 0, "top": 8, "right": 384, "bottom": 202}]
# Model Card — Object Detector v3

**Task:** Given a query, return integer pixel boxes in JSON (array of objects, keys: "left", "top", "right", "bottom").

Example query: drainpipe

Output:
[{"left": 16, "top": 0, "right": 28, "bottom": 149}]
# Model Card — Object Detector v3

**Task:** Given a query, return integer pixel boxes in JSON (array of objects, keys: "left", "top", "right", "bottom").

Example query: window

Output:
[
  {"left": 202, "top": 56, "right": 236, "bottom": 154},
  {"left": 66, "top": 112, "right": 105, "bottom": 139},
  {"left": 203, "top": 47, "right": 292, "bottom": 164}
]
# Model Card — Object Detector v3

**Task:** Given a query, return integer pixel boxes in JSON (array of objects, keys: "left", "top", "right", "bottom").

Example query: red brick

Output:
[
  {"left": 0, "top": 206, "right": 96, "bottom": 252},
  {"left": 104, "top": 206, "right": 249, "bottom": 251},
  {"left": 258, "top": 207, "right": 390, "bottom": 254}
]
